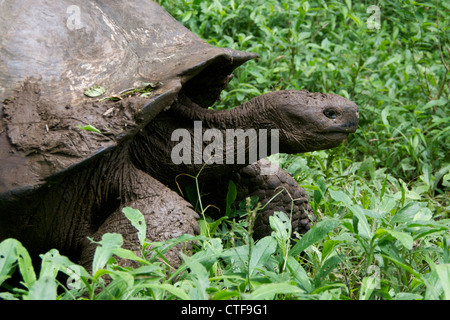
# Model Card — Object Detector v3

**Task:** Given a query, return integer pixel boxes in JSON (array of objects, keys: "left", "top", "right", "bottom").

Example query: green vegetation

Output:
[{"left": 1, "top": 0, "right": 449, "bottom": 300}]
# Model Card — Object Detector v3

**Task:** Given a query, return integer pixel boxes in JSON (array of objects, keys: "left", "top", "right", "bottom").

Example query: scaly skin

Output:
[{"left": 0, "top": 89, "right": 357, "bottom": 270}]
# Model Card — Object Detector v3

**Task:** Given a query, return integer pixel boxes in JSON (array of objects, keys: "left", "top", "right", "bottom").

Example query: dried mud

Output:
[{"left": 0, "top": 79, "right": 154, "bottom": 193}]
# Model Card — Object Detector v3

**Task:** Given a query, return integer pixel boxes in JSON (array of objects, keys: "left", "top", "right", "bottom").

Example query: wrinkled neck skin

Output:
[
  {"left": 129, "top": 94, "right": 284, "bottom": 186},
  {"left": 171, "top": 94, "right": 276, "bottom": 130}
]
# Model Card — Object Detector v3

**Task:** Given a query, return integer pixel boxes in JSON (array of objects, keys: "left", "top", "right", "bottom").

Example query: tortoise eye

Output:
[{"left": 324, "top": 109, "right": 338, "bottom": 119}]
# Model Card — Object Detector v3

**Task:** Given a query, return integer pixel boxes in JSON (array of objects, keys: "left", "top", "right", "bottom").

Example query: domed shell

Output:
[{"left": 0, "top": 0, "right": 256, "bottom": 196}]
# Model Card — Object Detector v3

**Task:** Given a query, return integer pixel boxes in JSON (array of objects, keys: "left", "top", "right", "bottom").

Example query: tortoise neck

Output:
[
  {"left": 129, "top": 94, "right": 281, "bottom": 186},
  {"left": 171, "top": 94, "right": 276, "bottom": 130}
]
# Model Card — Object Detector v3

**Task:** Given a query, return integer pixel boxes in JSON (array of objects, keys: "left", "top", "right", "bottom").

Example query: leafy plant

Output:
[
  {"left": 1, "top": 0, "right": 449, "bottom": 300},
  {"left": 2, "top": 196, "right": 447, "bottom": 300}
]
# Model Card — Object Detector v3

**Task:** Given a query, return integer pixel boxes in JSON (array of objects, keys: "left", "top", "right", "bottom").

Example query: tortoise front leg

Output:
[
  {"left": 197, "top": 159, "right": 316, "bottom": 240},
  {"left": 79, "top": 165, "right": 200, "bottom": 270},
  {"left": 231, "top": 159, "right": 316, "bottom": 240}
]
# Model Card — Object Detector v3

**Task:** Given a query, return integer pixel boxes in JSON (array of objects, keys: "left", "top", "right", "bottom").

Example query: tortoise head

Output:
[{"left": 265, "top": 90, "right": 359, "bottom": 153}]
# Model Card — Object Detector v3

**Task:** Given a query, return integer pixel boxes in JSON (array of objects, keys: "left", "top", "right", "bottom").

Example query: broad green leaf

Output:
[
  {"left": 27, "top": 277, "right": 57, "bottom": 300},
  {"left": 322, "top": 240, "right": 341, "bottom": 261},
  {"left": 16, "top": 244, "right": 36, "bottom": 289},
  {"left": 379, "top": 241, "right": 404, "bottom": 264},
  {"left": 84, "top": 85, "right": 105, "bottom": 97},
  {"left": 314, "top": 255, "right": 341, "bottom": 287},
  {"left": 329, "top": 190, "right": 352, "bottom": 206},
  {"left": 77, "top": 124, "right": 102, "bottom": 134},
  {"left": 391, "top": 202, "right": 421, "bottom": 223},
  {"left": 393, "top": 293, "right": 423, "bottom": 300},
  {"left": 180, "top": 253, "right": 209, "bottom": 300},
  {"left": 385, "top": 230, "right": 413, "bottom": 250},
  {"left": 39, "top": 249, "right": 87, "bottom": 280},
  {"left": 359, "top": 276, "right": 378, "bottom": 300},
  {"left": 0, "top": 239, "right": 36, "bottom": 288},
  {"left": 248, "top": 282, "right": 303, "bottom": 300},
  {"left": 435, "top": 264, "right": 450, "bottom": 300},
  {"left": 0, "top": 292, "right": 18, "bottom": 300},
  {"left": 249, "top": 236, "right": 277, "bottom": 277},
  {"left": 212, "top": 289, "right": 240, "bottom": 300},
  {"left": 92, "top": 233, "right": 124, "bottom": 275},
  {"left": 182, "top": 11, "right": 192, "bottom": 22},
  {"left": 379, "top": 196, "right": 396, "bottom": 213},
  {"left": 290, "top": 220, "right": 340, "bottom": 256},
  {"left": 443, "top": 173, "right": 450, "bottom": 188},
  {"left": 221, "top": 245, "right": 249, "bottom": 272},
  {"left": 111, "top": 248, "right": 148, "bottom": 264},
  {"left": 423, "top": 97, "right": 447, "bottom": 110},
  {"left": 0, "top": 239, "right": 20, "bottom": 286},
  {"left": 373, "top": 228, "right": 389, "bottom": 240},
  {"left": 122, "top": 207, "right": 147, "bottom": 246},
  {"left": 297, "top": 31, "right": 311, "bottom": 41},
  {"left": 424, "top": 262, "right": 450, "bottom": 300},
  {"left": 147, "top": 283, "right": 190, "bottom": 300},
  {"left": 374, "top": 228, "right": 413, "bottom": 250},
  {"left": 198, "top": 219, "right": 210, "bottom": 237},
  {"left": 200, "top": 217, "right": 227, "bottom": 237},
  {"left": 347, "top": 13, "right": 361, "bottom": 27},
  {"left": 302, "top": 2, "right": 310, "bottom": 13},
  {"left": 349, "top": 205, "right": 372, "bottom": 239},
  {"left": 269, "top": 211, "right": 291, "bottom": 255},
  {"left": 130, "top": 265, "right": 164, "bottom": 278},
  {"left": 345, "top": 0, "right": 352, "bottom": 10},
  {"left": 286, "top": 256, "right": 312, "bottom": 292}
]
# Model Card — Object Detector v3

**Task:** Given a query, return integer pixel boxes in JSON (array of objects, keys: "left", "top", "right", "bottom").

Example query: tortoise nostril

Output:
[{"left": 324, "top": 109, "right": 337, "bottom": 119}]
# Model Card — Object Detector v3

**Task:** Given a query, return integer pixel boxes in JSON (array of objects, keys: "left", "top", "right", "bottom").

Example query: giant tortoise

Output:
[{"left": 0, "top": 0, "right": 359, "bottom": 268}]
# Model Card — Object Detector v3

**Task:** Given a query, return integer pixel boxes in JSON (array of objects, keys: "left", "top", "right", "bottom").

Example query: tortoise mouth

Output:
[
  {"left": 317, "top": 132, "right": 350, "bottom": 143},
  {"left": 317, "top": 125, "right": 357, "bottom": 143},
  {"left": 321, "top": 126, "right": 358, "bottom": 135},
  {"left": 321, "top": 119, "right": 359, "bottom": 134}
]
